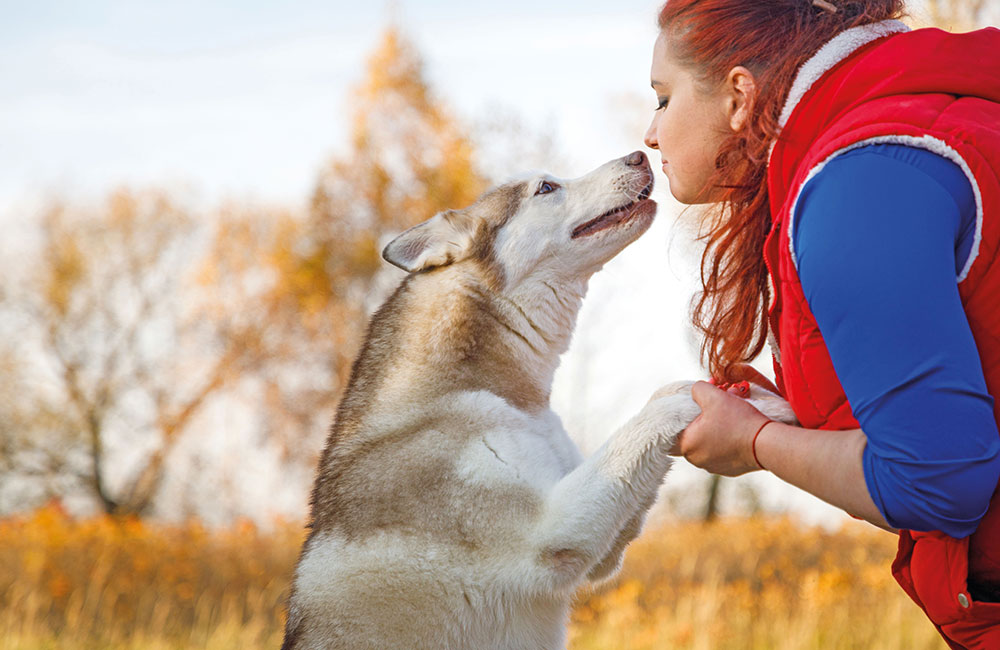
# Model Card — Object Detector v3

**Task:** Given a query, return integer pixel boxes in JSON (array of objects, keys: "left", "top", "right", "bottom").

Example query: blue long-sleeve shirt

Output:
[{"left": 792, "top": 143, "right": 1000, "bottom": 538}]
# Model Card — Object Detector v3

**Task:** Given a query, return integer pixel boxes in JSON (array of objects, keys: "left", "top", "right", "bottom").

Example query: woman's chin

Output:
[
  {"left": 667, "top": 181, "right": 698, "bottom": 205},
  {"left": 668, "top": 180, "right": 722, "bottom": 206}
]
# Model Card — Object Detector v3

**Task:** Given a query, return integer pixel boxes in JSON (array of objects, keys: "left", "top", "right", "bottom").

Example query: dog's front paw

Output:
[
  {"left": 642, "top": 385, "right": 702, "bottom": 446},
  {"left": 645, "top": 380, "right": 696, "bottom": 405},
  {"left": 748, "top": 388, "right": 797, "bottom": 425}
]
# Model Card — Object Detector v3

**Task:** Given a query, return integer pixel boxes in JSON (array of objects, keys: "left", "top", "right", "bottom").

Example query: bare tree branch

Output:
[{"left": 1, "top": 26, "right": 494, "bottom": 521}]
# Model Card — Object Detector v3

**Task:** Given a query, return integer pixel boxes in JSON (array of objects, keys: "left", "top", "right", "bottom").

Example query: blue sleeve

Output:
[{"left": 793, "top": 143, "right": 1000, "bottom": 538}]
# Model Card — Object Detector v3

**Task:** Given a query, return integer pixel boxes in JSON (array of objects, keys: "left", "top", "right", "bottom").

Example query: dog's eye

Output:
[{"left": 535, "top": 180, "right": 557, "bottom": 196}]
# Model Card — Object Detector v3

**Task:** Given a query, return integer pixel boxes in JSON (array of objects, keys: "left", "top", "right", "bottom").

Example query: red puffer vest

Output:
[{"left": 765, "top": 21, "right": 1000, "bottom": 649}]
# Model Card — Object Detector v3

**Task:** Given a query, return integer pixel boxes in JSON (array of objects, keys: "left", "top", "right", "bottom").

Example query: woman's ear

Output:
[
  {"left": 382, "top": 209, "right": 479, "bottom": 273},
  {"left": 726, "top": 65, "right": 756, "bottom": 132}
]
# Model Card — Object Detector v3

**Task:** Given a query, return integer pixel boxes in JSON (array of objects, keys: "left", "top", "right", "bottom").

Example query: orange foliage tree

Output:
[
  {"left": 0, "top": 26, "right": 489, "bottom": 520},
  {"left": 922, "top": 0, "right": 997, "bottom": 30},
  {"left": 0, "top": 190, "right": 279, "bottom": 517},
  {"left": 198, "top": 26, "right": 490, "bottom": 462},
  {"left": 305, "top": 24, "right": 487, "bottom": 326}
]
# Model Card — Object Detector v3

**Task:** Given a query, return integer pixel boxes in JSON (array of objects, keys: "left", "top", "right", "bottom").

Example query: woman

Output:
[{"left": 643, "top": 0, "right": 1000, "bottom": 646}]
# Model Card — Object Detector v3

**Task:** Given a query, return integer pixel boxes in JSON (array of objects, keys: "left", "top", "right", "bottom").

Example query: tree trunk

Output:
[
  {"left": 704, "top": 475, "right": 722, "bottom": 522},
  {"left": 87, "top": 410, "right": 120, "bottom": 515}
]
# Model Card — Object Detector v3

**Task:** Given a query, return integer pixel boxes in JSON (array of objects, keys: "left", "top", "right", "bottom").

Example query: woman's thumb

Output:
[{"left": 690, "top": 380, "right": 719, "bottom": 407}]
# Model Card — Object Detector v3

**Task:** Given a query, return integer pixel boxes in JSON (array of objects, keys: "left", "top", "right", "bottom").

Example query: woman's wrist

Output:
[
  {"left": 749, "top": 423, "right": 894, "bottom": 531},
  {"left": 750, "top": 419, "right": 772, "bottom": 471}
]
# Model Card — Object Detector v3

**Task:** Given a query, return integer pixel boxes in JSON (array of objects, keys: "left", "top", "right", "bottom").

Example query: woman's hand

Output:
[
  {"left": 716, "top": 363, "right": 780, "bottom": 395},
  {"left": 671, "top": 380, "right": 770, "bottom": 476},
  {"left": 670, "top": 379, "right": 894, "bottom": 531}
]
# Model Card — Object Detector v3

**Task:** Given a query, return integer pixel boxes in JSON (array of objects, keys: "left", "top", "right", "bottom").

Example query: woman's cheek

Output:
[{"left": 657, "top": 122, "right": 676, "bottom": 172}]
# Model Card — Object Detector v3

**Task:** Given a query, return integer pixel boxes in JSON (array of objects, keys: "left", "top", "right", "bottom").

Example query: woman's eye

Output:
[
  {"left": 656, "top": 96, "right": 669, "bottom": 111},
  {"left": 535, "top": 181, "right": 556, "bottom": 195}
]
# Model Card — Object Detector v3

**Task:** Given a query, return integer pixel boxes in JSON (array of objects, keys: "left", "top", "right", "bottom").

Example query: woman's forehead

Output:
[{"left": 650, "top": 32, "right": 686, "bottom": 86}]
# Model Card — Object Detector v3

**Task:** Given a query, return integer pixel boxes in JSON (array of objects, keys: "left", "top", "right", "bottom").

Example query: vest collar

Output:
[{"left": 777, "top": 19, "right": 910, "bottom": 131}]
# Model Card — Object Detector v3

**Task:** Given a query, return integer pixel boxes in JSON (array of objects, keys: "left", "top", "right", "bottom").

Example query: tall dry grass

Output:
[
  {"left": 0, "top": 504, "right": 946, "bottom": 649},
  {"left": 0, "top": 504, "right": 297, "bottom": 649},
  {"left": 569, "top": 517, "right": 946, "bottom": 650}
]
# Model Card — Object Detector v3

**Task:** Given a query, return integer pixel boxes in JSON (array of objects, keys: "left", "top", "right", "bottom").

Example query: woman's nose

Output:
[{"left": 643, "top": 118, "right": 658, "bottom": 150}]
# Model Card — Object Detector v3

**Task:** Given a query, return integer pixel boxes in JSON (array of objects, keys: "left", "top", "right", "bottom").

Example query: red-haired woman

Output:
[{"left": 645, "top": 0, "right": 1000, "bottom": 646}]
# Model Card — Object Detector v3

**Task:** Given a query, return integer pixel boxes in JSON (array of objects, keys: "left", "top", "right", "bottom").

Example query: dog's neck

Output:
[
  {"left": 395, "top": 265, "right": 587, "bottom": 414},
  {"left": 496, "top": 272, "right": 587, "bottom": 363},
  {"left": 332, "top": 262, "right": 588, "bottom": 442}
]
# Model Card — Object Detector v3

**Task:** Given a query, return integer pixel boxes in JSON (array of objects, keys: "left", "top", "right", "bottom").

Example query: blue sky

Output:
[{"left": 0, "top": 0, "right": 664, "bottom": 214}]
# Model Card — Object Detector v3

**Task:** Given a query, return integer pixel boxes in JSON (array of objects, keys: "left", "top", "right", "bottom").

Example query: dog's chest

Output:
[{"left": 454, "top": 408, "right": 582, "bottom": 493}]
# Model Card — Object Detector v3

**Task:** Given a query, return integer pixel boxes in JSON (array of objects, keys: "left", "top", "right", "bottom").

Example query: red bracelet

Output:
[{"left": 751, "top": 420, "right": 772, "bottom": 470}]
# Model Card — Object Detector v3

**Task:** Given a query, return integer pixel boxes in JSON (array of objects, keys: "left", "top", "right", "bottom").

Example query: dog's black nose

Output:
[{"left": 625, "top": 151, "right": 647, "bottom": 167}]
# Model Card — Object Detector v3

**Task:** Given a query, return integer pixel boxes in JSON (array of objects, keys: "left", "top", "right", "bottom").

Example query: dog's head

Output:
[{"left": 382, "top": 151, "right": 656, "bottom": 288}]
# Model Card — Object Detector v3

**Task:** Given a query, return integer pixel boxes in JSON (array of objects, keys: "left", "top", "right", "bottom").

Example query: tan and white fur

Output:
[{"left": 282, "top": 151, "right": 794, "bottom": 650}]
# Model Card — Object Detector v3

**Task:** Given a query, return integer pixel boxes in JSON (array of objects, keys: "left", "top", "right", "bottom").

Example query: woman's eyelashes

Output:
[{"left": 656, "top": 96, "right": 670, "bottom": 111}]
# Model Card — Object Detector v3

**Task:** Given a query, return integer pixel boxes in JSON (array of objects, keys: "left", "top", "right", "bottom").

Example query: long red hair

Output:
[{"left": 657, "top": 0, "right": 905, "bottom": 381}]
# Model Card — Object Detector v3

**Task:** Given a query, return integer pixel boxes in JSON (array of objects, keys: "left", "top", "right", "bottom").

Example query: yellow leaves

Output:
[
  {"left": 917, "top": 0, "right": 995, "bottom": 32},
  {"left": 36, "top": 188, "right": 194, "bottom": 325},
  {"left": 318, "top": 24, "right": 487, "bottom": 250},
  {"left": 42, "top": 224, "right": 87, "bottom": 317},
  {"left": 358, "top": 27, "right": 430, "bottom": 112}
]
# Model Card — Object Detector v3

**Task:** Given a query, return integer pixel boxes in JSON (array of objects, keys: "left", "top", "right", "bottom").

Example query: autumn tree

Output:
[
  {"left": 202, "top": 24, "right": 491, "bottom": 452},
  {"left": 0, "top": 25, "right": 503, "bottom": 520},
  {"left": 0, "top": 190, "right": 283, "bottom": 517},
  {"left": 921, "top": 0, "right": 997, "bottom": 30},
  {"left": 307, "top": 24, "right": 487, "bottom": 318}
]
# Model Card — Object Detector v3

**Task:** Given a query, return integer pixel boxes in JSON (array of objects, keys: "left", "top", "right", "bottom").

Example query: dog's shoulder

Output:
[{"left": 309, "top": 390, "right": 569, "bottom": 541}]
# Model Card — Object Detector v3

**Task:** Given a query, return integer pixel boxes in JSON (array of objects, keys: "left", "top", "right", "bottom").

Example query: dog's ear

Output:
[{"left": 382, "top": 209, "right": 479, "bottom": 273}]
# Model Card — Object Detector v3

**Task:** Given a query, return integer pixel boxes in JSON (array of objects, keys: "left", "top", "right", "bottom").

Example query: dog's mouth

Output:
[{"left": 571, "top": 181, "right": 655, "bottom": 239}]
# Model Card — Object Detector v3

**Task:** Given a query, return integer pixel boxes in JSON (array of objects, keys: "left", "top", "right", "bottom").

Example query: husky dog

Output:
[{"left": 283, "top": 151, "right": 793, "bottom": 649}]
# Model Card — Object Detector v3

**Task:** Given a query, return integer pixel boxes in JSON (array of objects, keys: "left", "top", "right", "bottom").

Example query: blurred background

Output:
[{"left": 1, "top": 1, "right": 996, "bottom": 648}]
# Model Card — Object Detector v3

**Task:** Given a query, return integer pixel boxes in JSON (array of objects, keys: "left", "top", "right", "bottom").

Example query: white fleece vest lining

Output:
[{"left": 776, "top": 19, "right": 911, "bottom": 131}]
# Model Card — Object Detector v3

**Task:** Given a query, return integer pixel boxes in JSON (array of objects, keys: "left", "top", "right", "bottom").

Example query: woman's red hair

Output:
[{"left": 657, "top": 0, "right": 905, "bottom": 381}]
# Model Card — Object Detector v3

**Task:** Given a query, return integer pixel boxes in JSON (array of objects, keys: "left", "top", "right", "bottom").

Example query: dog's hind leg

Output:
[{"left": 525, "top": 390, "right": 700, "bottom": 592}]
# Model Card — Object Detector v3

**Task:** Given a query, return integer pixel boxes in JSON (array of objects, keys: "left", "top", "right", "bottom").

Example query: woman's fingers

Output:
[
  {"left": 728, "top": 381, "right": 750, "bottom": 397},
  {"left": 707, "top": 378, "right": 752, "bottom": 398},
  {"left": 690, "top": 380, "right": 719, "bottom": 407},
  {"left": 676, "top": 379, "right": 770, "bottom": 476},
  {"left": 729, "top": 365, "right": 781, "bottom": 395}
]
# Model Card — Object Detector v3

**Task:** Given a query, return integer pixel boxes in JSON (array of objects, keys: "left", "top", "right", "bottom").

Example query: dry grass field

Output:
[{"left": 0, "top": 504, "right": 947, "bottom": 649}]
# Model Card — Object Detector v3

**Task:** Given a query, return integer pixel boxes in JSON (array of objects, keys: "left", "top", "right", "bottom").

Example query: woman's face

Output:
[{"left": 644, "top": 32, "right": 735, "bottom": 205}]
